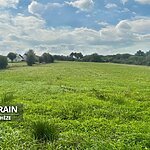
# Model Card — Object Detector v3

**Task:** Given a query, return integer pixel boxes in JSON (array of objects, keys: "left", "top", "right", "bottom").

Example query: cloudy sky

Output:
[{"left": 0, "top": 0, "right": 150, "bottom": 55}]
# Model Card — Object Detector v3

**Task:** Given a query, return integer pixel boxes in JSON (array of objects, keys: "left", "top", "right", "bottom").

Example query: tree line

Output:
[
  {"left": 0, "top": 50, "right": 54, "bottom": 69},
  {"left": 54, "top": 50, "right": 150, "bottom": 66},
  {"left": 25, "top": 50, "right": 54, "bottom": 66},
  {"left": 0, "top": 50, "right": 150, "bottom": 69}
]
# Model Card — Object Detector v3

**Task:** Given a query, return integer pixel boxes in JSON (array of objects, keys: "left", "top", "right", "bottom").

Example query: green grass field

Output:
[{"left": 0, "top": 61, "right": 150, "bottom": 149}]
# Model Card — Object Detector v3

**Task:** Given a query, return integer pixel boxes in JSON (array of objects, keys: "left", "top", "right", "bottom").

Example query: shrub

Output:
[
  {"left": 0, "top": 55, "right": 8, "bottom": 69},
  {"left": 32, "top": 121, "right": 59, "bottom": 143}
]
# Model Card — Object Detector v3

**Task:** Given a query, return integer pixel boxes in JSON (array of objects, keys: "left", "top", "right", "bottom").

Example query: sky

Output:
[{"left": 0, "top": 0, "right": 150, "bottom": 55}]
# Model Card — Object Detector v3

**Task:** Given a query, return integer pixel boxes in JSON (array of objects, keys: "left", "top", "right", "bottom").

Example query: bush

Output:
[
  {"left": 0, "top": 55, "right": 8, "bottom": 69},
  {"left": 32, "top": 121, "right": 59, "bottom": 143}
]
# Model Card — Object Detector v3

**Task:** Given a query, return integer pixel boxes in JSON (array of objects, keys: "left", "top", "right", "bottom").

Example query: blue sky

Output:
[{"left": 0, "top": 0, "right": 150, "bottom": 55}]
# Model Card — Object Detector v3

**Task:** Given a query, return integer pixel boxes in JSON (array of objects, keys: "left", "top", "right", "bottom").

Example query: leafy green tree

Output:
[
  {"left": 70, "top": 52, "right": 83, "bottom": 60},
  {"left": 39, "top": 56, "right": 44, "bottom": 63},
  {"left": 7, "top": 52, "right": 17, "bottom": 62},
  {"left": 83, "top": 53, "right": 103, "bottom": 62},
  {"left": 26, "top": 50, "right": 36, "bottom": 66},
  {"left": 145, "top": 55, "right": 150, "bottom": 66},
  {"left": 77, "top": 52, "right": 83, "bottom": 59},
  {"left": 135, "top": 50, "right": 145, "bottom": 56},
  {"left": 146, "top": 50, "right": 150, "bottom": 56},
  {"left": 42, "top": 53, "right": 54, "bottom": 63},
  {"left": 0, "top": 55, "right": 8, "bottom": 69}
]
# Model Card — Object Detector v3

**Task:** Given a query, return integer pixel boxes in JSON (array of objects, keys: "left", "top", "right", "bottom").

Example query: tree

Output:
[
  {"left": 26, "top": 50, "right": 36, "bottom": 66},
  {"left": 135, "top": 50, "right": 145, "bottom": 56},
  {"left": 75, "top": 52, "right": 83, "bottom": 59},
  {"left": 145, "top": 55, "right": 150, "bottom": 66},
  {"left": 146, "top": 50, "right": 150, "bottom": 56},
  {"left": 7, "top": 52, "right": 16, "bottom": 62},
  {"left": 70, "top": 52, "right": 74, "bottom": 58},
  {"left": 0, "top": 55, "right": 8, "bottom": 69},
  {"left": 39, "top": 56, "right": 44, "bottom": 63},
  {"left": 70, "top": 52, "right": 83, "bottom": 60},
  {"left": 42, "top": 53, "right": 54, "bottom": 63}
]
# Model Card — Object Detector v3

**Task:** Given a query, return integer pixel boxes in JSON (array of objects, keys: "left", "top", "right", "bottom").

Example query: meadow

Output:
[{"left": 0, "top": 61, "right": 150, "bottom": 149}]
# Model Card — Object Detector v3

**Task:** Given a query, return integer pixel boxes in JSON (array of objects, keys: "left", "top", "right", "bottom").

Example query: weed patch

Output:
[
  {"left": 32, "top": 120, "right": 59, "bottom": 143},
  {"left": 0, "top": 92, "right": 14, "bottom": 104}
]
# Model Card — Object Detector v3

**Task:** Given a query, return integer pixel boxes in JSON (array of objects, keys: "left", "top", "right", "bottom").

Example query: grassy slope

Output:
[{"left": 0, "top": 61, "right": 150, "bottom": 149}]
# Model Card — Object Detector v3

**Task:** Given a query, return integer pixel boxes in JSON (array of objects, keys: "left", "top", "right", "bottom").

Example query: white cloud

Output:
[
  {"left": 121, "top": 8, "right": 130, "bottom": 13},
  {"left": 130, "top": 19, "right": 150, "bottom": 33},
  {"left": 46, "top": 3, "right": 63, "bottom": 8},
  {"left": 66, "top": 0, "right": 94, "bottom": 11},
  {"left": 0, "top": 10, "right": 150, "bottom": 55},
  {"left": 134, "top": 0, "right": 150, "bottom": 4},
  {"left": 0, "top": 12, "right": 47, "bottom": 54},
  {"left": 121, "top": 0, "right": 150, "bottom": 5},
  {"left": 0, "top": 0, "right": 19, "bottom": 8},
  {"left": 28, "top": 1, "right": 63, "bottom": 16},
  {"left": 121, "top": 0, "right": 128, "bottom": 5},
  {"left": 105, "top": 3, "right": 118, "bottom": 9},
  {"left": 96, "top": 21, "right": 109, "bottom": 26},
  {"left": 100, "top": 19, "right": 150, "bottom": 44},
  {"left": 13, "top": 14, "right": 46, "bottom": 29},
  {"left": 28, "top": 1, "right": 44, "bottom": 16}
]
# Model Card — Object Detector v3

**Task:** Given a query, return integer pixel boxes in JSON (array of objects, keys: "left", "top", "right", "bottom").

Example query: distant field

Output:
[{"left": 0, "top": 61, "right": 150, "bottom": 149}]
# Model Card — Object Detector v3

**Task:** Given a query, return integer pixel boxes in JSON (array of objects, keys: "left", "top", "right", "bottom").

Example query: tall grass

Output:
[
  {"left": 32, "top": 120, "right": 59, "bottom": 143},
  {"left": 0, "top": 62, "right": 150, "bottom": 149},
  {"left": 0, "top": 92, "right": 14, "bottom": 104}
]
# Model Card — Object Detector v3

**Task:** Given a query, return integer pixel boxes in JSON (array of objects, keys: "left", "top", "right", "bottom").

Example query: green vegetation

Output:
[
  {"left": 1, "top": 92, "right": 14, "bottom": 104},
  {"left": 26, "top": 50, "right": 36, "bottom": 66},
  {"left": 7, "top": 52, "right": 17, "bottom": 62},
  {"left": 23, "top": 50, "right": 54, "bottom": 66},
  {"left": 32, "top": 120, "right": 59, "bottom": 143},
  {"left": 54, "top": 50, "right": 150, "bottom": 66},
  {"left": 0, "top": 61, "right": 150, "bottom": 149},
  {"left": 0, "top": 55, "right": 8, "bottom": 69},
  {"left": 41, "top": 53, "right": 54, "bottom": 63}
]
